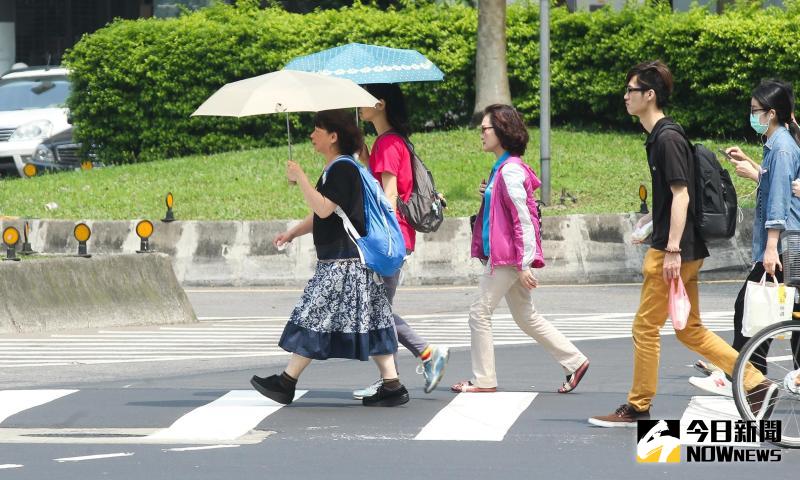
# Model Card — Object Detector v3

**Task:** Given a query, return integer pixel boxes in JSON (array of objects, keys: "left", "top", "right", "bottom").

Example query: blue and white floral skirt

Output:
[{"left": 278, "top": 259, "right": 398, "bottom": 361}]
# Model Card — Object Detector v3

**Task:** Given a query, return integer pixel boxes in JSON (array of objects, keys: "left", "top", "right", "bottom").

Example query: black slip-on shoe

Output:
[
  {"left": 362, "top": 384, "right": 410, "bottom": 407},
  {"left": 250, "top": 374, "right": 295, "bottom": 405}
]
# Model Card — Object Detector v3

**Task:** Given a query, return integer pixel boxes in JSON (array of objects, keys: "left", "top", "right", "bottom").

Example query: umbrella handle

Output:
[{"left": 285, "top": 111, "right": 292, "bottom": 161}]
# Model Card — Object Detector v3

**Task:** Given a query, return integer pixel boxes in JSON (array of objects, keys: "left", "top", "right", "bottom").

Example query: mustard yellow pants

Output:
[{"left": 627, "top": 248, "right": 765, "bottom": 412}]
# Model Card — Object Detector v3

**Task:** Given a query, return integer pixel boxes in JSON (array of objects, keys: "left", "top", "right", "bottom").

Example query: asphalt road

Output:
[{"left": 0, "top": 281, "right": 797, "bottom": 478}]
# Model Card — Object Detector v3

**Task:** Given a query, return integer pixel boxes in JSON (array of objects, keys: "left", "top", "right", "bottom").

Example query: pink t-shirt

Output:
[{"left": 369, "top": 133, "right": 416, "bottom": 252}]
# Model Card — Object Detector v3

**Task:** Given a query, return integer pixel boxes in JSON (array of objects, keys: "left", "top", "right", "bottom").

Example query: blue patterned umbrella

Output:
[{"left": 284, "top": 43, "right": 444, "bottom": 84}]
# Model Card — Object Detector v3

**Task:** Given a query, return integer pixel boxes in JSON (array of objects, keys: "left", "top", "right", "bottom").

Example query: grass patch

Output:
[{"left": 0, "top": 127, "right": 761, "bottom": 220}]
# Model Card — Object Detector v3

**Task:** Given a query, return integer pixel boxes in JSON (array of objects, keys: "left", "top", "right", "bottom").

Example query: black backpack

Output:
[
  {"left": 660, "top": 125, "right": 737, "bottom": 240},
  {"left": 389, "top": 134, "right": 445, "bottom": 233}
]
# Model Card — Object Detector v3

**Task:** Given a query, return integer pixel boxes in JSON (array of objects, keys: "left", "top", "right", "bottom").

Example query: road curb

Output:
[
  {"left": 0, "top": 211, "right": 756, "bottom": 287},
  {"left": 0, "top": 253, "right": 197, "bottom": 334}
]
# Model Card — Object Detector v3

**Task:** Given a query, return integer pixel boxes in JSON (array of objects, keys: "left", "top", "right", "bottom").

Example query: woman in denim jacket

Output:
[{"left": 706, "top": 80, "right": 800, "bottom": 384}]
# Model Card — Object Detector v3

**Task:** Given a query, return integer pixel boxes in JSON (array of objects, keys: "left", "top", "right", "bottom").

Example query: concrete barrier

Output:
[
  {"left": 0, "top": 210, "right": 758, "bottom": 287},
  {"left": 0, "top": 253, "right": 197, "bottom": 334}
]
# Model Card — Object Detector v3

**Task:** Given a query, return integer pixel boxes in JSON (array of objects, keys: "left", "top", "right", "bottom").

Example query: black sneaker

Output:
[
  {"left": 362, "top": 384, "right": 410, "bottom": 407},
  {"left": 250, "top": 374, "right": 295, "bottom": 405}
]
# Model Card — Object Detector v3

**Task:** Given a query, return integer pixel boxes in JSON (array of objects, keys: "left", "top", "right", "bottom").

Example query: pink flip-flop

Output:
[
  {"left": 450, "top": 380, "right": 497, "bottom": 393},
  {"left": 558, "top": 360, "right": 590, "bottom": 393}
]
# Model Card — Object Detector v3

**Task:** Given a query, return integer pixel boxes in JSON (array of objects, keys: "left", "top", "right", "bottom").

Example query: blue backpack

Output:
[{"left": 323, "top": 155, "right": 406, "bottom": 277}]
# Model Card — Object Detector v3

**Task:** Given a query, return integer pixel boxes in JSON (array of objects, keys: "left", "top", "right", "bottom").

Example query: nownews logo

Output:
[
  {"left": 636, "top": 419, "right": 782, "bottom": 463},
  {"left": 637, "top": 420, "right": 681, "bottom": 463}
]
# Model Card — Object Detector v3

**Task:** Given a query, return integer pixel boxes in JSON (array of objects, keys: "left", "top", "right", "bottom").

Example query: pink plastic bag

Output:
[{"left": 669, "top": 277, "right": 691, "bottom": 330}]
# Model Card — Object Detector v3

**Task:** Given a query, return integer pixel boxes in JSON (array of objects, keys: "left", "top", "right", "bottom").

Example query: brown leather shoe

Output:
[{"left": 589, "top": 404, "right": 650, "bottom": 428}]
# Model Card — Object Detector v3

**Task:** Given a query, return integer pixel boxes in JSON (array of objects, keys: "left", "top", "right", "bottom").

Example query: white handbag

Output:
[{"left": 742, "top": 273, "right": 795, "bottom": 337}]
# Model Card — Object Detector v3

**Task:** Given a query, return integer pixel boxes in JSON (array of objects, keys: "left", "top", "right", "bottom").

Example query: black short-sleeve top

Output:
[
  {"left": 645, "top": 118, "right": 709, "bottom": 261},
  {"left": 313, "top": 159, "right": 366, "bottom": 260}
]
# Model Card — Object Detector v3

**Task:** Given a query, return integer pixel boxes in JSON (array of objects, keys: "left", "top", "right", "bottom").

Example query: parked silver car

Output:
[{"left": 0, "top": 65, "right": 71, "bottom": 177}]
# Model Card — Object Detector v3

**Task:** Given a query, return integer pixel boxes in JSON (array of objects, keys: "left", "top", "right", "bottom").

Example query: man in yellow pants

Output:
[{"left": 589, "top": 60, "right": 776, "bottom": 427}]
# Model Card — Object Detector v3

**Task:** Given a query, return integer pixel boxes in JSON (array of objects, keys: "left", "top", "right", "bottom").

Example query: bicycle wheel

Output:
[{"left": 732, "top": 320, "right": 800, "bottom": 448}]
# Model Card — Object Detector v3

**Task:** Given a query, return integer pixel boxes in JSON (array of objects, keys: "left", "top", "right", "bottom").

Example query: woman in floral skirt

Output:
[{"left": 250, "top": 109, "right": 409, "bottom": 407}]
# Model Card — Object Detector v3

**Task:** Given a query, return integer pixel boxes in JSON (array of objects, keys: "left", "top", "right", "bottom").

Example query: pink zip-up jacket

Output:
[{"left": 470, "top": 156, "right": 545, "bottom": 270}]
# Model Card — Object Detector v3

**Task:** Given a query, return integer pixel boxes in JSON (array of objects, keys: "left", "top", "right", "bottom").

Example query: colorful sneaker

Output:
[
  {"left": 421, "top": 346, "right": 450, "bottom": 394},
  {"left": 362, "top": 384, "right": 410, "bottom": 407},
  {"left": 353, "top": 379, "right": 382, "bottom": 400},
  {"left": 689, "top": 370, "right": 733, "bottom": 397},
  {"left": 588, "top": 404, "right": 650, "bottom": 428},
  {"left": 747, "top": 380, "right": 779, "bottom": 420},
  {"left": 250, "top": 374, "right": 295, "bottom": 405},
  {"left": 558, "top": 359, "right": 590, "bottom": 393}
]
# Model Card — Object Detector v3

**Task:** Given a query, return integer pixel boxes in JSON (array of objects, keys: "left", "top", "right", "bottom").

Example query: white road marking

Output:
[
  {"left": 53, "top": 452, "right": 134, "bottom": 462},
  {"left": 0, "top": 311, "right": 735, "bottom": 368},
  {"left": 0, "top": 427, "right": 271, "bottom": 445},
  {"left": 0, "top": 464, "right": 23, "bottom": 469},
  {"left": 415, "top": 392, "right": 537, "bottom": 442},
  {"left": 163, "top": 444, "right": 240, "bottom": 452},
  {"left": 0, "top": 390, "right": 77, "bottom": 424},
  {"left": 146, "top": 390, "right": 307, "bottom": 442},
  {"left": 680, "top": 396, "right": 760, "bottom": 446}
]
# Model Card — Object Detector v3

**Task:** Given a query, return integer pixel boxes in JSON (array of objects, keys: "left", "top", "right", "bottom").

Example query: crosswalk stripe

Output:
[
  {"left": 0, "top": 390, "right": 77, "bottom": 424},
  {"left": 414, "top": 392, "right": 537, "bottom": 442},
  {"left": 0, "top": 464, "right": 23, "bottom": 469},
  {"left": 163, "top": 445, "right": 240, "bottom": 452},
  {"left": 0, "top": 311, "right": 735, "bottom": 368},
  {"left": 54, "top": 453, "right": 134, "bottom": 463},
  {"left": 146, "top": 390, "right": 308, "bottom": 442},
  {"left": 679, "top": 396, "right": 760, "bottom": 446}
]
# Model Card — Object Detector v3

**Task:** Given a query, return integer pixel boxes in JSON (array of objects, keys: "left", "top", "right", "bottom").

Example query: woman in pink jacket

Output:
[{"left": 450, "top": 104, "right": 590, "bottom": 394}]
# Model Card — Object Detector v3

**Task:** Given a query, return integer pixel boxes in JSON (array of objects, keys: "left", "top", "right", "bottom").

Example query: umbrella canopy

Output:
[
  {"left": 283, "top": 43, "right": 444, "bottom": 84},
  {"left": 191, "top": 69, "right": 379, "bottom": 117}
]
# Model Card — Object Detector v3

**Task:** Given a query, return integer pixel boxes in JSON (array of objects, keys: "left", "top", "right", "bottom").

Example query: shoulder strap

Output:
[
  {"left": 321, "top": 155, "right": 367, "bottom": 263},
  {"left": 322, "top": 155, "right": 358, "bottom": 184},
  {"left": 656, "top": 123, "right": 693, "bottom": 148}
]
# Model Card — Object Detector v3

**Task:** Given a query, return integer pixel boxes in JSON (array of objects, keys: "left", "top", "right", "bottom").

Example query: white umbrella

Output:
[{"left": 191, "top": 70, "right": 379, "bottom": 159}]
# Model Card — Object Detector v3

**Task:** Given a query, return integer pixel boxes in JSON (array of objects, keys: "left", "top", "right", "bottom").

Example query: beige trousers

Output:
[{"left": 469, "top": 265, "right": 588, "bottom": 388}]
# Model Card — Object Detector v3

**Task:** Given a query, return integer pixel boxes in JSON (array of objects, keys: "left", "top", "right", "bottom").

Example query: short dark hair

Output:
[
  {"left": 483, "top": 104, "right": 528, "bottom": 156},
  {"left": 626, "top": 60, "right": 673, "bottom": 109},
  {"left": 364, "top": 83, "right": 411, "bottom": 137},
  {"left": 313, "top": 109, "right": 364, "bottom": 156}
]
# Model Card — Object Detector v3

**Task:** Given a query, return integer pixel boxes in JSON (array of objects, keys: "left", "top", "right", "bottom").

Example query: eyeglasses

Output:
[
  {"left": 480, "top": 126, "right": 494, "bottom": 133},
  {"left": 751, "top": 108, "right": 768, "bottom": 114},
  {"left": 624, "top": 86, "right": 649, "bottom": 95}
]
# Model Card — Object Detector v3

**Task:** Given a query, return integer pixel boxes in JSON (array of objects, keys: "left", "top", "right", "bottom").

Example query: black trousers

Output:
[{"left": 732, "top": 261, "right": 800, "bottom": 374}]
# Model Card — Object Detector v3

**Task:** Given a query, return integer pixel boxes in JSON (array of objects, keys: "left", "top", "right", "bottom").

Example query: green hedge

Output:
[{"left": 64, "top": 1, "right": 800, "bottom": 164}]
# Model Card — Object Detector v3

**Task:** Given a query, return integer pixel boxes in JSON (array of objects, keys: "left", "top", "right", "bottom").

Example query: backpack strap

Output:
[
  {"left": 322, "top": 156, "right": 366, "bottom": 264},
  {"left": 375, "top": 130, "right": 416, "bottom": 170},
  {"left": 656, "top": 123, "right": 693, "bottom": 147}
]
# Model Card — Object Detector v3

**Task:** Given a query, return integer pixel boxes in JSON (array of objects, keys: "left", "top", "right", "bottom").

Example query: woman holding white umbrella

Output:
[{"left": 250, "top": 109, "right": 409, "bottom": 407}]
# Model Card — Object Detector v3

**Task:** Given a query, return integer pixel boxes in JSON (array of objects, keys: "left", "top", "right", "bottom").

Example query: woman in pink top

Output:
[
  {"left": 450, "top": 104, "right": 590, "bottom": 394},
  {"left": 352, "top": 83, "right": 449, "bottom": 398}
]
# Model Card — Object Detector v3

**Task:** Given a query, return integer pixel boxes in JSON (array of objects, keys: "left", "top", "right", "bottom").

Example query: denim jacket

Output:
[{"left": 752, "top": 126, "right": 800, "bottom": 262}]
